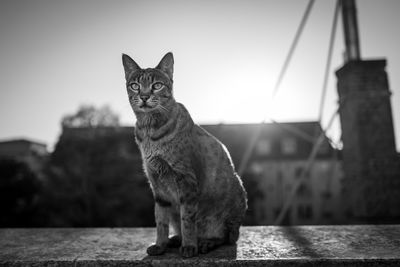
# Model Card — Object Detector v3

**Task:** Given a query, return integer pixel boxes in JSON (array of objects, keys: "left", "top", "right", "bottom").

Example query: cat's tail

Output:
[{"left": 226, "top": 177, "right": 247, "bottom": 245}]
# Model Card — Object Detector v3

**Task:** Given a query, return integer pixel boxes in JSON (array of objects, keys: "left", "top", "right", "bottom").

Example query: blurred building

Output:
[
  {"left": 0, "top": 139, "right": 48, "bottom": 175},
  {"left": 334, "top": 0, "right": 400, "bottom": 223},
  {"left": 336, "top": 60, "right": 400, "bottom": 223},
  {"left": 203, "top": 122, "right": 344, "bottom": 225}
]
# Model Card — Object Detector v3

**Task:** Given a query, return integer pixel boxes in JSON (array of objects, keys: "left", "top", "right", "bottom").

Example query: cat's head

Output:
[{"left": 122, "top": 52, "right": 175, "bottom": 114}]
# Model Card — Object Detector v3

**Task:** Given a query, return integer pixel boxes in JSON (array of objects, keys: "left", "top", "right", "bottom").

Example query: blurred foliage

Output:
[
  {"left": 62, "top": 105, "right": 120, "bottom": 128},
  {"left": 0, "top": 158, "right": 42, "bottom": 227},
  {"left": 0, "top": 105, "right": 156, "bottom": 227},
  {"left": 42, "top": 127, "right": 154, "bottom": 227}
]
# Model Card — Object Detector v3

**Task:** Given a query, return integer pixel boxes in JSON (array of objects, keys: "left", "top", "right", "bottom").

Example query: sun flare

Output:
[{"left": 211, "top": 70, "right": 309, "bottom": 124}]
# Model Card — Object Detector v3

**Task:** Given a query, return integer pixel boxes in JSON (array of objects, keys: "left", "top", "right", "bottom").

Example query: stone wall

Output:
[{"left": 1, "top": 226, "right": 400, "bottom": 266}]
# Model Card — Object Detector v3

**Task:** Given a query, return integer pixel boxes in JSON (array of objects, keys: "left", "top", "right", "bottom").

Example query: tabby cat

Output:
[{"left": 122, "top": 52, "right": 247, "bottom": 258}]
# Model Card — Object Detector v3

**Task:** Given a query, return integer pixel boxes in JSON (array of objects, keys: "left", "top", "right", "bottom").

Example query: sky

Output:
[{"left": 0, "top": 0, "right": 399, "bottom": 151}]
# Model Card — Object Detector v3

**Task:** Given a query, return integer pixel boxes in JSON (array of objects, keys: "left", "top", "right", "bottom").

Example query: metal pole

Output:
[{"left": 341, "top": 0, "right": 361, "bottom": 61}]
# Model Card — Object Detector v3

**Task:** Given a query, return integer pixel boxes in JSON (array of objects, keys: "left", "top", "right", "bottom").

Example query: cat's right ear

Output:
[
  {"left": 122, "top": 54, "right": 141, "bottom": 80},
  {"left": 156, "top": 52, "right": 174, "bottom": 81}
]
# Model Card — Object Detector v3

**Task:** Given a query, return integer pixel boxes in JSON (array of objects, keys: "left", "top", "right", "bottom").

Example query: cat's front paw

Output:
[
  {"left": 180, "top": 245, "right": 198, "bottom": 258},
  {"left": 146, "top": 244, "right": 166, "bottom": 256}
]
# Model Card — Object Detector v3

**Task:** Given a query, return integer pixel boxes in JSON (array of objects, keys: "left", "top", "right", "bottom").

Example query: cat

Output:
[{"left": 122, "top": 52, "right": 247, "bottom": 258}]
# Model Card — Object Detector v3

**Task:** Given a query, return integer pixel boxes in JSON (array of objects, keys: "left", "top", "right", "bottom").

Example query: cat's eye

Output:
[
  {"left": 152, "top": 82, "right": 164, "bottom": 91},
  {"left": 129, "top": 83, "right": 140, "bottom": 92}
]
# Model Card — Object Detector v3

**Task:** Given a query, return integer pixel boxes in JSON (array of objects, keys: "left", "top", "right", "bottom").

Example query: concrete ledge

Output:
[{"left": 1, "top": 225, "right": 400, "bottom": 266}]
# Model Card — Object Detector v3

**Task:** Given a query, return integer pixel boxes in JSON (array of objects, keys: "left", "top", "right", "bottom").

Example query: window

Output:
[
  {"left": 295, "top": 167, "right": 310, "bottom": 180},
  {"left": 267, "top": 184, "right": 274, "bottom": 192},
  {"left": 256, "top": 139, "right": 272, "bottom": 155},
  {"left": 250, "top": 162, "right": 264, "bottom": 174},
  {"left": 281, "top": 137, "right": 297, "bottom": 155},
  {"left": 321, "top": 191, "right": 332, "bottom": 200},
  {"left": 297, "top": 183, "right": 312, "bottom": 198},
  {"left": 295, "top": 167, "right": 306, "bottom": 178}
]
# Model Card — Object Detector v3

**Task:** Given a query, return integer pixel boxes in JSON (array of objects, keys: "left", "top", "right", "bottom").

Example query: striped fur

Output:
[{"left": 122, "top": 52, "right": 247, "bottom": 258}]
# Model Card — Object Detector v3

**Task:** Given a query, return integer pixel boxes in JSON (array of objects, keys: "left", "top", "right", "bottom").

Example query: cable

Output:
[
  {"left": 274, "top": 1, "right": 342, "bottom": 224},
  {"left": 272, "top": 0, "right": 315, "bottom": 98},
  {"left": 318, "top": 0, "right": 341, "bottom": 123},
  {"left": 274, "top": 105, "right": 341, "bottom": 225},
  {"left": 238, "top": 0, "right": 315, "bottom": 176}
]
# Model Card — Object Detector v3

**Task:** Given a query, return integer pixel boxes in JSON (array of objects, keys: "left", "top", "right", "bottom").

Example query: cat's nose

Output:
[{"left": 140, "top": 95, "right": 150, "bottom": 102}]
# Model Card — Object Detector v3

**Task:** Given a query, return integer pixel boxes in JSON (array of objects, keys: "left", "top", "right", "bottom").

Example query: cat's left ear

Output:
[
  {"left": 156, "top": 52, "right": 174, "bottom": 81},
  {"left": 122, "top": 54, "right": 141, "bottom": 80}
]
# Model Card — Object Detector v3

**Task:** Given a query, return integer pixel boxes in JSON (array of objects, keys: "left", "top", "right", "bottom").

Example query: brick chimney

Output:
[{"left": 336, "top": 59, "right": 400, "bottom": 223}]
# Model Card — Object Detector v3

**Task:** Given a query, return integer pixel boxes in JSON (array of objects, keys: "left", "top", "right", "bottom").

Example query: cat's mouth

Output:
[{"left": 139, "top": 102, "right": 155, "bottom": 111}]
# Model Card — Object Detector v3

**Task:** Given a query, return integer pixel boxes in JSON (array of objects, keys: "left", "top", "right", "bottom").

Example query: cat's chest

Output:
[
  {"left": 137, "top": 134, "right": 168, "bottom": 159},
  {"left": 146, "top": 154, "right": 179, "bottom": 195},
  {"left": 135, "top": 127, "right": 187, "bottom": 159}
]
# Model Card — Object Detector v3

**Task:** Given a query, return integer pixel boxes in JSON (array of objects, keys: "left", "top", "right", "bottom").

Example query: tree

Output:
[
  {"left": 0, "top": 158, "right": 42, "bottom": 226},
  {"left": 43, "top": 126, "right": 154, "bottom": 227},
  {"left": 61, "top": 105, "right": 120, "bottom": 128}
]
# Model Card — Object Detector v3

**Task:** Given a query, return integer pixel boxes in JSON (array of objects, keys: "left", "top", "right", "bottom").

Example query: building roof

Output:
[
  {"left": 0, "top": 138, "right": 48, "bottom": 159},
  {"left": 60, "top": 121, "right": 338, "bottom": 170},
  {"left": 0, "top": 138, "right": 47, "bottom": 147},
  {"left": 201, "top": 121, "right": 337, "bottom": 165}
]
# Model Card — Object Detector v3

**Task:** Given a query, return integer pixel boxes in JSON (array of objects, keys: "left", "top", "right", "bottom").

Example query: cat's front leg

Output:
[
  {"left": 177, "top": 174, "right": 199, "bottom": 258},
  {"left": 147, "top": 202, "right": 170, "bottom": 255}
]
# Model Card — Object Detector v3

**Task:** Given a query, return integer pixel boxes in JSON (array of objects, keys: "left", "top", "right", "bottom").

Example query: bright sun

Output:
[
  {"left": 120, "top": 67, "right": 316, "bottom": 127},
  {"left": 210, "top": 69, "right": 309, "bottom": 124}
]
